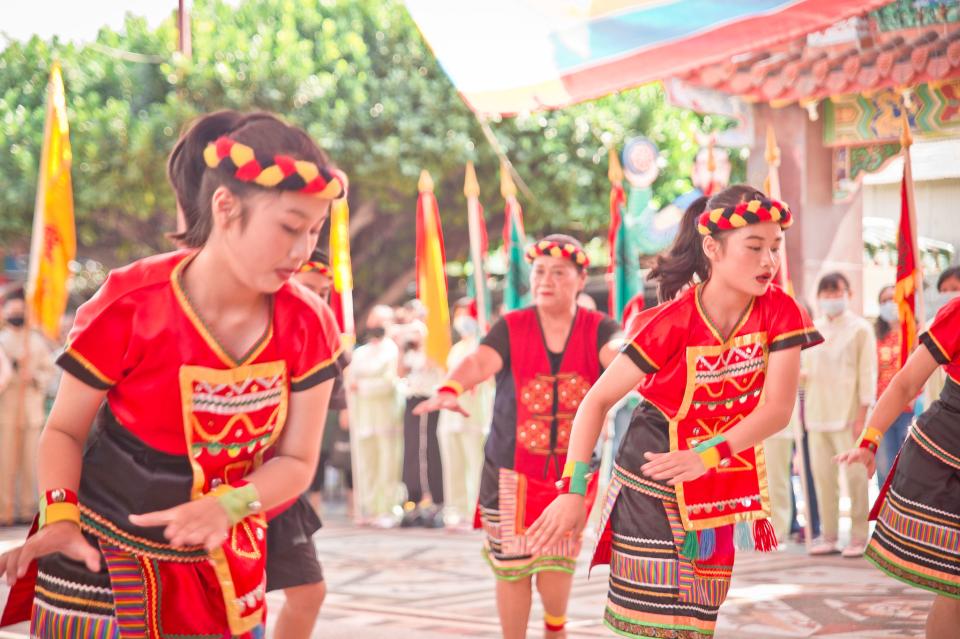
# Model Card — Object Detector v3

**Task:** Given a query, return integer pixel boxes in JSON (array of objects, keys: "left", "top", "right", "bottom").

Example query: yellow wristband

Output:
[
  {"left": 697, "top": 447, "right": 721, "bottom": 469},
  {"left": 858, "top": 427, "right": 884, "bottom": 447},
  {"left": 44, "top": 502, "right": 81, "bottom": 528}
]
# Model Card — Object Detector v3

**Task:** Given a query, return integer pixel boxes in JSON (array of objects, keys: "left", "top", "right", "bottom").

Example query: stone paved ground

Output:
[{"left": 0, "top": 512, "right": 929, "bottom": 639}]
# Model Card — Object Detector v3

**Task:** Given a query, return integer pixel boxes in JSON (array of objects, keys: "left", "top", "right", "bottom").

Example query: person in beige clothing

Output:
[
  {"left": 438, "top": 300, "right": 493, "bottom": 526},
  {"left": 0, "top": 288, "right": 56, "bottom": 525},
  {"left": 803, "top": 272, "right": 876, "bottom": 557}
]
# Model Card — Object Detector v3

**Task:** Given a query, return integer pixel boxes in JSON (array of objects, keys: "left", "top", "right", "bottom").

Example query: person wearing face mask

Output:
[
  {"left": 0, "top": 288, "right": 56, "bottom": 526},
  {"left": 874, "top": 285, "right": 914, "bottom": 487},
  {"left": 347, "top": 305, "right": 403, "bottom": 526},
  {"left": 437, "top": 299, "right": 494, "bottom": 527},
  {"left": 803, "top": 272, "right": 877, "bottom": 557}
]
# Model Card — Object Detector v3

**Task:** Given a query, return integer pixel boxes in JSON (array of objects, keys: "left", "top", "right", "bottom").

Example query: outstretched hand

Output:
[
  {"left": 0, "top": 523, "right": 101, "bottom": 586},
  {"left": 412, "top": 392, "right": 469, "bottom": 417},
  {"left": 835, "top": 447, "right": 876, "bottom": 478}
]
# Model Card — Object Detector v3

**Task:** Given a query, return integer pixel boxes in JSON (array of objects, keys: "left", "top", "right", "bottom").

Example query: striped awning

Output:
[{"left": 404, "top": 0, "right": 892, "bottom": 115}]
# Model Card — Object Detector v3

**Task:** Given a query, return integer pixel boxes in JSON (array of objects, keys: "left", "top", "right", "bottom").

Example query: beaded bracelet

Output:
[
  {"left": 210, "top": 482, "right": 262, "bottom": 526},
  {"left": 436, "top": 379, "right": 464, "bottom": 397},
  {"left": 39, "top": 488, "right": 80, "bottom": 529},
  {"left": 857, "top": 427, "right": 883, "bottom": 455},
  {"left": 693, "top": 435, "right": 734, "bottom": 470}
]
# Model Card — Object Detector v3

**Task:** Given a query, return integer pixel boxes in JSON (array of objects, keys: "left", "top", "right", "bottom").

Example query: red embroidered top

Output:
[
  {"left": 621, "top": 283, "right": 822, "bottom": 531},
  {"left": 59, "top": 250, "right": 342, "bottom": 455}
]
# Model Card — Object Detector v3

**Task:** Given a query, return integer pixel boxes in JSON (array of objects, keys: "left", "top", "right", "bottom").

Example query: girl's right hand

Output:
[
  {"left": 835, "top": 447, "right": 876, "bottom": 478},
  {"left": 526, "top": 494, "right": 586, "bottom": 554},
  {"left": 412, "top": 392, "right": 469, "bottom": 417},
  {"left": 0, "top": 522, "right": 101, "bottom": 585}
]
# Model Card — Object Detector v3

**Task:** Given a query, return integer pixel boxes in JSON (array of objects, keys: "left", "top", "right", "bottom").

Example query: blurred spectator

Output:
[
  {"left": 874, "top": 285, "right": 914, "bottom": 486},
  {"left": 0, "top": 288, "right": 56, "bottom": 525},
  {"left": 438, "top": 299, "right": 492, "bottom": 527},
  {"left": 804, "top": 273, "right": 876, "bottom": 557}
]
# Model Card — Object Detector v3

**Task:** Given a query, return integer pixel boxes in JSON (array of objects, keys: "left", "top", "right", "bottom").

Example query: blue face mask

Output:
[
  {"left": 878, "top": 301, "right": 899, "bottom": 324},
  {"left": 819, "top": 297, "right": 847, "bottom": 318}
]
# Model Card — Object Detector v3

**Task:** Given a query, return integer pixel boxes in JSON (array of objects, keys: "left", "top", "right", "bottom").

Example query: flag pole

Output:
[
  {"left": 607, "top": 146, "right": 625, "bottom": 319},
  {"left": 900, "top": 113, "right": 923, "bottom": 332},
  {"left": 464, "top": 162, "right": 489, "bottom": 333}
]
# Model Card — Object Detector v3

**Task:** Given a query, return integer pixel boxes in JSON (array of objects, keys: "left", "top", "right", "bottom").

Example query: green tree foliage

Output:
[{"left": 0, "top": 0, "right": 728, "bottom": 310}]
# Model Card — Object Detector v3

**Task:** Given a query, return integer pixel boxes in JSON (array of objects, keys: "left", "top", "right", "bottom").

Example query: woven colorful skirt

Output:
[
  {"left": 865, "top": 382, "right": 960, "bottom": 599},
  {"left": 592, "top": 403, "right": 736, "bottom": 639},
  {"left": 477, "top": 460, "right": 598, "bottom": 581}
]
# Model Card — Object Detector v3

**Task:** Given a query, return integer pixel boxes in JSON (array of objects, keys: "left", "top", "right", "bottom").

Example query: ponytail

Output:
[{"left": 647, "top": 196, "right": 709, "bottom": 302}]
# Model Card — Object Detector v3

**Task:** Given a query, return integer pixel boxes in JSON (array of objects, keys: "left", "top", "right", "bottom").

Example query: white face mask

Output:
[
  {"left": 878, "top": 301, "right": 899, "bottom": 324},
  {"left": 929, "top": 291, "right": 960, "bottom": 319},
  {"left": 818, "top": 297, "right": 848, "bottom": 318}
]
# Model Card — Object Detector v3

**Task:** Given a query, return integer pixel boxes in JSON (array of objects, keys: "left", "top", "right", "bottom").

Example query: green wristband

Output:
[
  {"left": 214, "top": 483, "right": 262, "bottom": 525},
  {"left": 693, "top": 435, "right": 725, "bottom": 453},
  {"left": 567, "top": 461, "right": 590, "bottom": 496}
]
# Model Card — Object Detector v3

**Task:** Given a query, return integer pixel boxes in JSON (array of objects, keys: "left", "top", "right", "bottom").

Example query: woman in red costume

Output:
[
  {"left": 416, "top": 234, "right": 621, "bottom": 638},
  {"left": 530, "top": 185, "right": 822, "bottom": 639},
  {"left": 0, "top": 111, "right": 345, "bottom": 638}
]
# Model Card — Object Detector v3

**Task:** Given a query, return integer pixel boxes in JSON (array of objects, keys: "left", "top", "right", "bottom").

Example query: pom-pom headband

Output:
[
  {"left": 697, "top": 198, "right": 792, "bottom": 236},
  {"left": 203, "top": 136, "right": 346, "bottom": 200},
  {"left": 524, "top": 240, "right": 589, "bottom": 268},
  {"left": 299, "top": 260, "right": 331, "bottom": 277}
]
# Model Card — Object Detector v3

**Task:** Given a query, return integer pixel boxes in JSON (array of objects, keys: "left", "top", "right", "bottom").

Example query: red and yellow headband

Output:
[
  {"left": 697, "top": 198, "right": 792, "bottom": 236},
  {"left": 203, "top": 136, "right": 346, "bottom": 200},
  {"left": 298, "top": 261, "right": 331, "bottom": 277},
  {"left": 524, "top": 240, "right": 589, "bottom": 268}
]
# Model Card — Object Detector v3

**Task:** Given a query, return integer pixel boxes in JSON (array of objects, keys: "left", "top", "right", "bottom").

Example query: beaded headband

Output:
[
  {"left": 203, "top": 136, "right": 346, "bottom": 200},
  {"left": 524, "top": 239, "right": 589, "bottom": 268},
  {"left": 697, "top": 198, "right": 792, "bottom": 236}
]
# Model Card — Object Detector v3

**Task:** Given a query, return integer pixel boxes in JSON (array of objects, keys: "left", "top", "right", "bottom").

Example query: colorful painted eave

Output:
[{"left": 404, "top": 0, "right": 891, "bottom": 116}]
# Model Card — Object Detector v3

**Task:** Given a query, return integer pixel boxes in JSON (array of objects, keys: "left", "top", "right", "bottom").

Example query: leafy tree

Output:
[{"left": 0, "top": 0, "right": 730, "bottom": 313}]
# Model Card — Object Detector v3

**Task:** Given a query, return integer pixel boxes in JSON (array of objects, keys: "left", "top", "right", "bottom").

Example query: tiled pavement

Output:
[{"left": 0, "top": 515, "right": 930, "bottom": 638}]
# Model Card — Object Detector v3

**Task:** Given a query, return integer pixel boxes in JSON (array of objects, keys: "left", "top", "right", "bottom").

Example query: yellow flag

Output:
[
  {"left": 27, "top": 62, "right": 76, "bottom": 341},
  {"left": 416, "top": 170, "right": 451, "bottom": 369}
]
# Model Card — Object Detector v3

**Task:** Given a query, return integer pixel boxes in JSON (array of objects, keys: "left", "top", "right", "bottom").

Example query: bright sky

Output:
[{"left": 3, "top": 1, "right": 194, "bottom": 43}]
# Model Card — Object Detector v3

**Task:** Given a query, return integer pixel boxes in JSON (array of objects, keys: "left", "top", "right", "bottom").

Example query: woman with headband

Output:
[
  {"left": 416, "top": 233, "right": 622, "bottom": 639},
  {"left": 528, "top": 185, "right": 822, "bottom": 639}
]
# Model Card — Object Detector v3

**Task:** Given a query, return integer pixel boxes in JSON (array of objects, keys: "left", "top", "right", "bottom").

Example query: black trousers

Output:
[{"left": 402, "top": 396, "right": 444, "bottom": 505}]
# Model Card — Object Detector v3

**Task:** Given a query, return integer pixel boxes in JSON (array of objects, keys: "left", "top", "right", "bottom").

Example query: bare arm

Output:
[
  {"left": 836, "top": 345, "right": 938, "bottom": 474},
  {"left": 526, "top": 353, "right": 646, "bottom": 551},
  {"left": 130, "top": 379, "right": 334, "bottom": 548},
  {"left": 413, "top": 344, "right": 503, "bottom": 416},
  {"left": 641, "top": 346, "right": 801, "bottom": 483},
  {"left": 2, "top": 373, "right": 109, "bottom": 583}
]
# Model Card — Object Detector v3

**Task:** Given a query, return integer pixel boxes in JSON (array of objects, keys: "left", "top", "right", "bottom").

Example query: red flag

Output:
[
  {"left": 894, "top": 163, "right": 919, "bottom": 368},
  {"left": 607, "top": 148, "right": 626, "bottom": 318}
]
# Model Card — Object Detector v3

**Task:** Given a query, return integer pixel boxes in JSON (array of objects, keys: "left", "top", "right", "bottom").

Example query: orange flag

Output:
[
  {"left": 416, "top": 170, "right": 451, "bottom": 368},
  {"left": 27, "top": 61, "right": 76, "bottom": 341}
]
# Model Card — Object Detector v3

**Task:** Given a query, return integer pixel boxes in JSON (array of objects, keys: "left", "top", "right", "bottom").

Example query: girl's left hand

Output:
[
  {"left": 641, "top": 450, "right": 708, "bottom": 485},
  {"left": 129, "top": 496, "right": 232, "bottom": 551}
]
